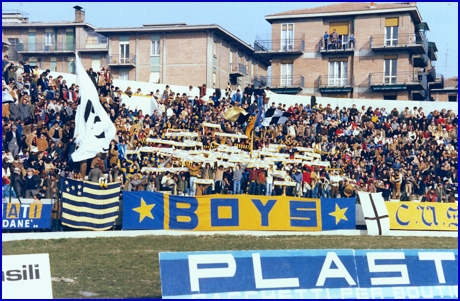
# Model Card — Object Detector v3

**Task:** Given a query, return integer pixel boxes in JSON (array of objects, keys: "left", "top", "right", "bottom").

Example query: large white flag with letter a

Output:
[{"left": 71, "top": 53, "right": 115, "bottom": 162}]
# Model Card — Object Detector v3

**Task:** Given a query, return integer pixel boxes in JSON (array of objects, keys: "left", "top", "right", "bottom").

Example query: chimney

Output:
[
  {"left": 73, "top": 5, "right": 85, "bottom": 23},
  {"left": 370, "top": 2, "right": 376, "bottom": 9}
]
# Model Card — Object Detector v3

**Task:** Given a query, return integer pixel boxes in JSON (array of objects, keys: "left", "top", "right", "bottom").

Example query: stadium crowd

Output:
[{"left": 2, "top": 55, "right": 458, "bottom": 203}]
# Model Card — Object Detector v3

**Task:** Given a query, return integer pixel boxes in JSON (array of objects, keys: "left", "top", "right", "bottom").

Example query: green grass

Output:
[{"left": 2, "top": 235, "right": 458, "bottom": 299}]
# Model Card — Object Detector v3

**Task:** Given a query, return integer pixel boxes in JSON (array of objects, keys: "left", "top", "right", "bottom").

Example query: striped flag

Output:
[
  {"left": 261, "top": 108, "right": 291, "bottom": 126},
  {"left": 60, "top": 178, "right": 120, "bottom": 231}
]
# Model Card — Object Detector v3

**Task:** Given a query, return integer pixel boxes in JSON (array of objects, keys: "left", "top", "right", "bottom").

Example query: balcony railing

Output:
[
  {"left": 108, "top": 55, "right": 136, "bottom": 66},
  {"left": 254, "top": 39, "right": 305, "bottom": 53},
  {"left": 368, "top": 71, "right": 428, "bottom": 91},
  {"left": 268, "top": 75, "right": 304, "bottom": 88},
  {"left": 317, "top": 75, "right": 354, "bottom": 87},
  {"left": 430, "top": 74, "right": 445, "bottom": 89},
  {"left": 229, "top": 63, "right": 246, "bottom": 76},
  {"left": 369, "top": 32, "right": 427, "bottom": 53},
  {"left": 253, "top": 75, "right": 267, "bottom": 87},
  {"left": 17, "top": 42, "right": 75, "bottom": 53}
]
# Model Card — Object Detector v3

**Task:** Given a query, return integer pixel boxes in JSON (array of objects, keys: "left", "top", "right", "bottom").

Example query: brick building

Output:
[
  {"left": 2, "top": 6, "right": 268, "bottom": 90},
  {"left": 95, "top": 24, "right": 268, "bottom": 88},
  {"left": 2, "top": 6, "right": 108, "bottom": 74},
  {"left": 256, "top": 2, "right": 452, "bottom": 101}
]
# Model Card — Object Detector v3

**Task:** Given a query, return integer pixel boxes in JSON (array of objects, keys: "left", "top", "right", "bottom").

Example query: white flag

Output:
[
  {"left": 71, "top": 53, "right": 116, "bottom": 162},
  {"left": 357, "top": 191, "right": 390, "bottom": 236},
  {"left": 2, "top": 90, "right": 14, "bottom": 104}
]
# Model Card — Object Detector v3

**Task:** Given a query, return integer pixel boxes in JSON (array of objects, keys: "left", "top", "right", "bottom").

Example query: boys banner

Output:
[
  {"left": 122, "top": 192, "right": 356, "bottom": 231},
  {"left": 159, "top": 249, "right": 458, "bottom": 299},
  {"left": 386, "top": 202, "right": 458, "bottom": 231},
  {"left": 2, "top": 203, "right": 52, "bottom": 230}
]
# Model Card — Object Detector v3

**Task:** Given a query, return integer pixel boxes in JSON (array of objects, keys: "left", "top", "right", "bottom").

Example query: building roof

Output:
[
  {"left": 265, "top": 2, "right": 421, "bottom": 23},
  {"left": 96, "top": 24, "right": 255, "bottom": 53},
  {"left": 444, "top": 76, "right": 458, "bottom": 88},
  {"left": 2, "top": 21, "right": 96, "bottom": 29}
]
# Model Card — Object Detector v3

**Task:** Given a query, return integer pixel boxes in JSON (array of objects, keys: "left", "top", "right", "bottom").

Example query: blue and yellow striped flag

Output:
[{"left": 60, "top": 178, "right": 120, "bottom": 231}]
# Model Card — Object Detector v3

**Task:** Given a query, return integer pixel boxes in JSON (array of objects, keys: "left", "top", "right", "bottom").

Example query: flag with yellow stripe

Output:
[{"left": 60, "top": 178, "right": 120, "bottom": 230}]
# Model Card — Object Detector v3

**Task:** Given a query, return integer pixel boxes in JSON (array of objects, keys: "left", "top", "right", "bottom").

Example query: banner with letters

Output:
[
  {"left": 159, "top": 249, "right": 458, "bottom": 299},
  {"left": 2, "top": 253, "right": 53, "bottom": 299},
  {"left": 2, "top": 203, "right": 53, "bottom": 230},
  {"left": 386, "top": 202, "right": 458, "bottom": 231},
  {"left": 122, "top": 192, "right": 356, "bottom": 231}
]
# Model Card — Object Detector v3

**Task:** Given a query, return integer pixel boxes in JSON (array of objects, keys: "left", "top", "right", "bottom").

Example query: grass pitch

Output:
[{"left": 2, "top": 234, "right": 457, "bottom": 299}]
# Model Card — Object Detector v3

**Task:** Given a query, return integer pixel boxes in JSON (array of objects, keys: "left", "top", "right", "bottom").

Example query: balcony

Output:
[
  {"left": 413, "top": 54, "right": 428, "bottom": 68},
  {"left": 317, "top": 38, "right": 355, "bottom": 54},
  {"left": 229, "top": 63, "right": 246, "bottom": 77},
  {"left": 368, "top": 71, "right": 428, "bottom": 94},
  {"left": 428, "top": 42, "right": 438, "bottom": 61},
  {"left": 317, "top": 75, "right": 354, "bottom": 93},
  {"left": 369, "top": 32, "right": 427, "bottom": 54},
  {"left": 107, "top": 55, "right": 136, "bottom": 67},
  {"left": 429, "top": 74, "right": 444, "bottom": 89},
  {"left": 78, "top": 31, "right": 109, "bottom": 52},
  {"left": 253, "top": 75, "right": 267, "bottom": 88},
  {"left": 267, "top": 75, "right": 304, "bottom": 94},
  {"left": 17, "top": 42, "right": 75, "bottom": 53},
  {"left": 254, "top": 38, "right": 305, "bottom": 59}
]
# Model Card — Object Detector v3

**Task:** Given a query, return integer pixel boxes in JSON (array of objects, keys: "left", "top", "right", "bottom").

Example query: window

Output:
[
  {"left": 448, "top": 95, "right": 457, "bottom": 102},
  {"left": 92, "top": 55, "right": 101, "bottom": 71},
  {"left": 328, "top": 61, "right": 348, "bottom": 86},
  {"left": 50, "top": 57, "right": 57, "bottom": 72},
  {"left": 329, "top": 22, "right": 349, "bottom": 49},
  {"left": 7, "top": 38, "right": 18, "bottom": 61},
  {"left": 281, "top": 63, "right": 293, "bottom": 86},
  {"left": 281, "top": 23, "right": 294, "bottom": 51},
  {"left": 385, "top": 18, "right": 399, "bottom": 46},
  {"left": 151, "top": 40, "right": 160, "bottom": 56},
  {"left": 119, "top": 69, "right": 129, "bottom": 80},
  {"left": 383, "top": 94, "right": 397, "bottom": 100},
  {"left": 120, "top": 42, "right": 129, "bottom": 64},
  {"left": 45, "top": 32, "right": 53, "bottom": 45},
  {"left": 86, "top": 31, "right": 108, "bottom": 45},
  {"left": 384, "top": 59, "right": 397, "bottom": 84}
]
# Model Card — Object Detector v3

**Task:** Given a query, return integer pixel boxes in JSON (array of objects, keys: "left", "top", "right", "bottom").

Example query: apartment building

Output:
[
  {"left": 95, "top": 24, "right": 268, "bottom": 88},
  {"left": 256, "top": 2, "right": 446, "bottom": 101},
  {"left": 2, "top": 6, "right": 108, "bottom": 74},
  {"left": 2, "top": 6, "right": 268, "bottom": 90}
]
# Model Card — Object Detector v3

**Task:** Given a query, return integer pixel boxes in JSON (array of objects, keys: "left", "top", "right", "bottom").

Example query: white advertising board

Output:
[{"left": 2, "top": 253, "right": 53, "bottom": 299}]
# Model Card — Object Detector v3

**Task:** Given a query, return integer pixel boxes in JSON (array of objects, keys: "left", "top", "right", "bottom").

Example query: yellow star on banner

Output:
[
  {"left": 329, "top": 203, "right": 348, "bottom": 225},
  {"left": 132, "top": 198, "right": 155, "bottom": 223}
]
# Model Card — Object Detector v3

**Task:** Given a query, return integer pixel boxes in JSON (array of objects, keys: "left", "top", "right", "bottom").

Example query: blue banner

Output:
[
  {"left": 2, "top": 203, "right": 53, "bottom": 230},
  {"left": 122, "top": 192, "right": 356, "bottom": 231},
  {"left": 159, "top": 249, "right": 458, "bottom": 299}
]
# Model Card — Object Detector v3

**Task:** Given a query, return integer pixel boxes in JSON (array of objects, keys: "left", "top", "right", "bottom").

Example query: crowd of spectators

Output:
[{"left": 2, "top": 54, "right": 458, "bottom": 203}]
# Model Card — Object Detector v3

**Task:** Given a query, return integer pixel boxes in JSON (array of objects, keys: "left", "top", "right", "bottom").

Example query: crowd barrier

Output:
[{"left": 2, "top": 194, "right": 458, "bottom": 232}]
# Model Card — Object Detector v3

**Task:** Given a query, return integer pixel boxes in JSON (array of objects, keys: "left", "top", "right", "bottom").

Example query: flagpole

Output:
[
  {"left": 55, "top": 174, "right": 61, "bottom": 232},
  {"left": 250, "top": 130, "right": 254, "bottom": 158}
]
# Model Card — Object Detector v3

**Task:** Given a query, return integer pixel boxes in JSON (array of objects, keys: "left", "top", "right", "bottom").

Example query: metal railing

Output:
[
  {"left": 254, "top": 39, "right": 305, "bottom": 52},
  {"left": 230, "top": 63, "right": 246, "bottom": 75},
  {"left": 16, "top": 42, "right": 75, "bottom": 52},
  {"left": 317, "top": 75, "right": 354, "bottom": 87},
  {"left": 368, "top": 71, "right": 427, "bottom": 89},
  {"left": 268, "top": 75, "right": 304, "bottom": 88},
  {"left": 253, "top": 75, "right": 267, "bottom": 86},
  {"left": 82, "top": 32, "right": 108, "bottom": 49},
  {"left": 108, "top": 55, "right": 136, "bottom": 65},
  {"left": 431, "top": 74, "right": 445, "bottom": 88},
  {"left": 369, "top": 32, "right": 427, "bottom": 51}
]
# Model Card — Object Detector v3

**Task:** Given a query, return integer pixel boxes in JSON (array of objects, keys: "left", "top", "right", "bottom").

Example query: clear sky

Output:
[{"left": 2, "top": 2, "right": 458, "bottom": 78}]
